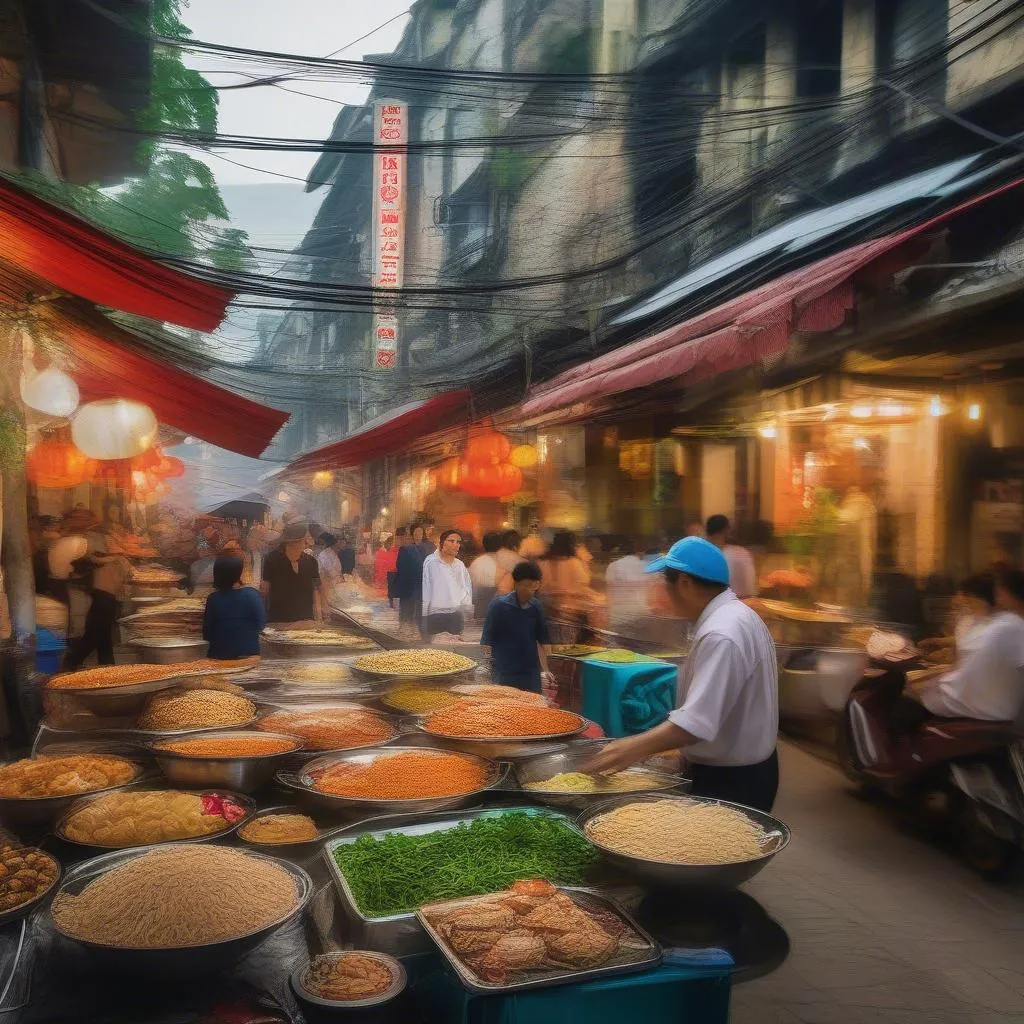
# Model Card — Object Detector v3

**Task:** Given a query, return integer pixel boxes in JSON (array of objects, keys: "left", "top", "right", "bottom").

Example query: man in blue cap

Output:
[{"left": 588, "top": 536, "right": 779, "bottom": 811}]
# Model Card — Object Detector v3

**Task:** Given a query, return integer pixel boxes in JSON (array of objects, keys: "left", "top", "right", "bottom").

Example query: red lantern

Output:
[
  {"left": 465, "top": 430, "right": 511, "bottom": 468},
  {"left": 26, "top": 436, "right": 93, "bottom": 489},
  {"left": 90, "top": 459, "right": 132, "bottom": 489},
  {"left": 131, "top": 446, "right": 164, "bottom": 473},
  {"left": 460, "top": 461, "right": 522, "bottom": 499},
  {"left": 160, "top": 456, "right": 185, "bottom": 478}
]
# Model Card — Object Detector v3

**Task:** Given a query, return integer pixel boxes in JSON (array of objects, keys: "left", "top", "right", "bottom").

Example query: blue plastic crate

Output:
[{"left": 35, "top": 627, "right": 66, "bottom": 676}]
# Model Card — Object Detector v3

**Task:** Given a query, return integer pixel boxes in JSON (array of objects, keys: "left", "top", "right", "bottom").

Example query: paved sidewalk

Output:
[{"left": 732, "top": 742, "right": 1024, "bottom": 1024}]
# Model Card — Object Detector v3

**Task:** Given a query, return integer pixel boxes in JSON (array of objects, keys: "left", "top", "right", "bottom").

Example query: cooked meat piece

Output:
[
  {"left": 511, "top": 879, "right": 556, "bottom": 896},
  {"left": 518, "top": 894, "right": 596, "bottom": 934},
  {"left": 434, "top": 904, "right": 517, "bottom": 931},
  {"left": 442, "top": 926, "right": 507, "bottom": 956},
  {"left": 545, "top": 922, "right": 618, "bottom": 967},
  {"left": 475, "top": 929, "right": 548, "bottom": 979}
]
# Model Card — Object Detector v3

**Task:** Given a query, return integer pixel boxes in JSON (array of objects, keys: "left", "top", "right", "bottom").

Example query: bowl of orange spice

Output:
[
  {"left": 151, "top": 731, "right": 304, "bottom": 793},
  {"left": 278, "top": 746, "right": 506, "bottom": 814}
]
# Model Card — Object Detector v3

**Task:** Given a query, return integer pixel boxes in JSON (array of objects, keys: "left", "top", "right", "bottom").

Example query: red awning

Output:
[
  {"left": 521, "top": 178, "right": 1024, "bottom": 420},
  {"left": 0, "top": 178, "right": 233, "bottom": 331},
  {"left": 288, "top": 391, "right": 471, "bottom": 474},
  {"left": 46, "top": 300, "right": 288, "bottom": 457}
]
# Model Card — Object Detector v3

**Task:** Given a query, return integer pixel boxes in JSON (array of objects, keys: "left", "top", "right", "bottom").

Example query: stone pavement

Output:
[{"left": 731, "top": 742, "right": 1024, "bottom": 1024}]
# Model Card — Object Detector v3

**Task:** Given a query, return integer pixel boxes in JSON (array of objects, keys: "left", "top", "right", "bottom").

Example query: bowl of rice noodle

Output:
[{"left": 576, "top": 792, "right": 790, "bottom": 889}]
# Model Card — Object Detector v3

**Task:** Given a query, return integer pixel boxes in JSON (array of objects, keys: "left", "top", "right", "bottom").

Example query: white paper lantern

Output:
[
  {"left": 20, "top": 364, "right": 80, "bottom": 418},
  {"left": 72, "top": 398, "right": 158, "bottom": 460}
]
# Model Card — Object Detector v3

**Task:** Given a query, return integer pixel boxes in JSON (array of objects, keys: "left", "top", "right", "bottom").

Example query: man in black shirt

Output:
[{"left": 261, "top": 523, "right": 322, "bottom": 623}]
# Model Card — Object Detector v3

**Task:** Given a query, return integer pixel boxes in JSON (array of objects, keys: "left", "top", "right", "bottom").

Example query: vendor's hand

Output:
[
  {"left": 540, "top": 670, "right": 556, "bottom": 701},
  {"left": 584, "top": 736, "right": 646, "bottom": 776}
]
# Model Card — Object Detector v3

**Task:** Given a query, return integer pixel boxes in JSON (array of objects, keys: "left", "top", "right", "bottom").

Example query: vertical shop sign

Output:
[{"left": 372, "top": 99, "right": 407, "bottom": 369}]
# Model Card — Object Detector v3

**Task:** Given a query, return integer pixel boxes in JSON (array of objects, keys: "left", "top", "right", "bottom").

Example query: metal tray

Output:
[
  {"left": 416, "top": 886, "right": 662, "bottom": 994},
  {"left": 0, "top": 847, "right": 61, "bottom": 926},
  {"left": 54, "top": 788, "right": 256, "bottom": 850},
  {"left": 322, "top": 805, "right": 578, "bottom": 957}
]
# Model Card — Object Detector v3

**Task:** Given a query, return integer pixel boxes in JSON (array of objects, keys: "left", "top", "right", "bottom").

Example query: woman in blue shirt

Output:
[{"left": 203, "top": 556, "right": 266, "bottom": 659}]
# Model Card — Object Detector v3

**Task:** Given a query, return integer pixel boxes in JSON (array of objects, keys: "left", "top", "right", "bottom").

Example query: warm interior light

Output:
[
  {"left": 967, "top": 403, "right": 982, "bottom": 421},
  {"left": 380, "top": 507, "right": 389, "bottom": 516},
  {"left": 850, "top": 405, "right": 873, "bottom": 419},
  {"left": 758, "top": 423, "right": 778, "bottom": 439},
  {"left": 278, "top": 491, "right": 290, "bottom": 502},
  {"left": 929, "top": 395, "right": 946, "bottom": 418},
  {"left": 876, "top": 402, "right": 910, "bottom": 418},
  {"left": 853, "top": 437, "right": 871, "bottom": 451}
]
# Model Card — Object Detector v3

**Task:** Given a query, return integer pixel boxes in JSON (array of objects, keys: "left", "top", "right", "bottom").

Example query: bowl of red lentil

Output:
[{"left": 150, "top": 731, "right": 305, "bottom": 793}]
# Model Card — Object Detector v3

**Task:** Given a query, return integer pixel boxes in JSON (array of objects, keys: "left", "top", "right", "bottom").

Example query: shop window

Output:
[{"left": 796, "top": 0, "right": 843, "bottom": 99}]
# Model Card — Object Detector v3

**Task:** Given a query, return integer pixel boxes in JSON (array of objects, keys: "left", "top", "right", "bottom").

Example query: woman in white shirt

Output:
[{"left": 315, "top": 533, "right": 343, "bottom": 604}]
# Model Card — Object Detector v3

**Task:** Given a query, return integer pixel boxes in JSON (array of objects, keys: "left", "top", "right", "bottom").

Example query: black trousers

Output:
[
  {"left": 423, "top": 611, "right": 464, "bottom": 640},
  {"left": 67, "top": 590, "right": 118, "bottom": 668},
  {"left": 687, "top": 750, "right": 780, "bottom": 813}
]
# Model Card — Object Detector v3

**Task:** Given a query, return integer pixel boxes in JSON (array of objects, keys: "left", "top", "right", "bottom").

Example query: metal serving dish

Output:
[
  {"left": 48, "top": 844, "right": 312, "bottom": 975},
  {"left": 254, "top": 703, "right": 401, "bottom": 754},
  {"left": 414, "top": 712, "right": 589, "bottom": 760},
  {"left": 54, "top": 788, "right": 256, "bottom": 850},
  {"left": 277, "top": 745, "right": 507, "bottom": 815},
  {"left": 349, "top": 654, "right": 478, "bottom": 686},
  {"left": 47, "top": 676, "right": 186, "bottom": 718},
  {"left": 576, "top": 793, "right": 790, "bottom": 889},
  {"left": 236, "top": 804, "right": 323, "bottom": 856},
  {"left": 0, "top": 848, "right": 62, "bottom": 927},
  {"left": 262, "top": 637, "right": 381, "bottom": 661},
  {"left": 128, "top": 637, "right": 210, "bottom": 665},
  {"left": 512, "top": 743, "right": 690, "bottom": 811},
  {"left": 417, "top": 886, "right": 661, "bottom": 994},
  {"left": 151, "top": 730, "right": 304, "bottom": 793},
  {"left": 291, "top": 951, "right": 407, "bottom": 1018},
  {"left": 323, "top": 805, "right": 578, "bottom": 957},
  {"left": 0, "top": 758, "right": 146, "bottom": 826}
]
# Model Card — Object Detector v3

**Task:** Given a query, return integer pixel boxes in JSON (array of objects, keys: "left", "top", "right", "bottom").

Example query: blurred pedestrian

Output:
[
  {"left": 262, "top": 523, "right": 322, "bottom": 623},
  {"left": 395, "top": 523, "right": 428, "bottom": 632},
  {"left": 495, "top": 530, "right": 525, "bottom": 594},
  {"left": 469, "top": 532, "right": 502, "bottom": 618},
  {"left": 374, "top": 532, "right": 398, "bottom": 596},
  {"left": 482, "top": 561, "right": 554, "bottom": 693},
  {"left": 203, "top": 556, "right": 266, "bottom": 659},
  {"left": 706, "top": 515, "right": 756, "bottom": 599},
  {"left": 422, "top": 529, "right": 473, "bottom": 640},
  {"left": 605, "top": 538, "right": 648, "bottom": 635}
]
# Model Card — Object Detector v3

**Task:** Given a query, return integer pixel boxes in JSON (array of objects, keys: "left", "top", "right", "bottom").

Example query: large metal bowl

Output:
[
  {"left": 236, "top": 804, "right": 323, "bottom": 857},
  {"left": 513, "top": 744, "right": 690, "bottom": 811},
  {"left": 48, "top": 844, "right": 312, "bottom": 975},
  {"left": 349, "top": 652, "right": 478, "bottom": 686},
  {"left": 414, "top": 712, "right": 589, "bottom": 760},
  {"left": 276, "top": 745, "right": 507, "bottom": 815},
  {"left": 150, "top": 730, "right": 305, "bottom": 793},
  {"left": 127, "top": 637, "right": 209, "bottom": 665},
  {"left": 47, "top": 676, "right": 186, "bottom": 718},
  {"left": 254, "top": 703, "right": 401, "bottom": 754},
  {"left": 0, "top": 758, "right": 146, "bottom": 826},
  {"left": 54, "top": 788, "right": 256, "bottom": 850},
  {"left": 576, "top": 793, "right": 790, "bottom": 889},
  {"left": 0, "top": 848, "right": 61, "bottom": 926},
  {"left": 262, "top": 637, "right": 380, "bottom": 660}
]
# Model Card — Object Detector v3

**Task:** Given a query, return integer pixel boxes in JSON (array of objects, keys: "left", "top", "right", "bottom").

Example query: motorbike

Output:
[{"left": 837, "top": 665, "right": 1024, "bottom": 877}]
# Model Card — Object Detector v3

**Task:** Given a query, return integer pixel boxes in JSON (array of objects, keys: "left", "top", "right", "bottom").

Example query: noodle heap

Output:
[
  {"left": 586, "top": 800, "right": 766, "bottom": 865},
  {"left": 52, "top": 846, "right": 299, "bottom": 948}
]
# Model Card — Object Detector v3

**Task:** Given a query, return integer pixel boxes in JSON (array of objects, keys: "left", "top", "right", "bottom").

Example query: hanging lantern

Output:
[
  {"left": 465, "top": 430, "right": 511, "bottom": 468},
  {"left": 311, "top": 470, "right": 334, "bottom": 492},
  {"left": 90, "top": 459, "right": 131, "bottom": 487},
  {"left": 161, "top": 456, "right": 185, "bottom": 479},
  {"left": 26, "top": 435, "right": 92, "bottom": 489},
  {"left": 72, "top": 399, "right": 158, "bottom": 460},
  {"left": 20, "top": 364, "right": 80, "bottom": 418},
  {"left": 509, "top": 444, "right": 538, "bottom": 469},
  {"left": 460, "top": 461, "right": 522, "bottom": 499},
  {"left": 131, "top": 446, "right": 164, "bottom": 473},
  {"left": 439, "top": 457, "right": 463, "bottom": 489}
]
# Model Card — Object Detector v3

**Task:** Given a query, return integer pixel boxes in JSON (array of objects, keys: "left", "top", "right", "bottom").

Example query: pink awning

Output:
[
  {"left": 521, "top": 178, "right": 1024, "bottom": 420},
  {"left": 287, "top": 390, "right": 471, "bottom": 474}
]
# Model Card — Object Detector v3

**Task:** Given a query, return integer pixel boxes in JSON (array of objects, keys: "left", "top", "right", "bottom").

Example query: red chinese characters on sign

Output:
[{"left": 372, "top": 101, "right": 407, "bottom": 370}]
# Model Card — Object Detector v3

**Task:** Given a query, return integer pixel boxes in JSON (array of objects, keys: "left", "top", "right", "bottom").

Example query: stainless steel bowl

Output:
[
  {"left": 349, "top": 653, "right": 478, "bottom": 686},
  {"left": 276, "top": 745, "right": 507, "bottom": 815},
  {"left": 254, "top": 703, "right": 401, "bottom": 755},
  {"left": 235, "top": 804, "right": 323, "bottom": 855},
  {"left": 49, "top": 844, "right": 312, "bottom": 975},
  {"left": 292, "top": 951, "right": 407, "bottom": 1014},
  {"left": 151, "top": 730, "right": 305, "bottom": 793},
  {"left": 513, "top": 744, "right": 690, "bottom": 811},
  {"left": 0, "top": 759, "right": 146, "bottom": 826},
  {"left": 0, "top": 849, "right": 61, "bottom": 926},
  {"left": 262, "top": 638, "right": 379, "bottom": 660},
  {"left": 54, "top": 788, "right": 256, "bottom": 850},
  {"left": 414, "top": 713, "right": 589, "bottom": 760},
  {"left": 128, "top": 637, "right": 209, "bottom": 665},
  {"left": 47, "top": 676, "right": 185, "bottom": 718},
  {"left": 576, "top": 793, "right": 790, "bottom": 889}
]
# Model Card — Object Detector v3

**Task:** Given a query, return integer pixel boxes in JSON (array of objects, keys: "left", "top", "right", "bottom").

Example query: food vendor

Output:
[
  {"left": 261, "top": 522, "right": 323, "bottom": 623},
  {"left": 589, "top": 536, "right": 780, "bottom": 812},
  {"left": 203, "top": 556, "right": 266, "bottom": 658}
]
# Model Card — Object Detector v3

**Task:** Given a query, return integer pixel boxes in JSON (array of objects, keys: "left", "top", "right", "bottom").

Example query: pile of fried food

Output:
[
  {"left": 354, "top": 649, "right": 475, "bottom": 677},
  {"left": 0, "top": 841, "right": 59, "bottom": 912},
  {"left": 422, "top": 879, "right": 642, "bottom": 985},
  {"left": 0, "top": 755, "right": 139, "bottom": 798}
]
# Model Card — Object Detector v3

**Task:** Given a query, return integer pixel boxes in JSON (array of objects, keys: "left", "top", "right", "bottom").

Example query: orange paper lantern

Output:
[
  {"left": 26, "top": 436, "right": 93, "bottom": 489},
  {"left": 460, "top": 461, "right": 522, "bottom": 499},
  {"left": 465, "top": 430, "right": 511, "bottom": 468}
]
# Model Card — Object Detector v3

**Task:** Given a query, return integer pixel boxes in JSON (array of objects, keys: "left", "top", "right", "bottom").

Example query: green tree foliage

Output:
[{"left": 19, "top": 0, "right": 252, "bottom": 272}]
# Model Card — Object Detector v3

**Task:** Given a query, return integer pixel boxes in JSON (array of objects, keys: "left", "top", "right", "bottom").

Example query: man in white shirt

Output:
[
  {"left": 589, "top": 536, "right": 780, "bottom": 811},
  {"left": 422, "top": 529, "right": 474, "bottom": 640},
  {"left": 605, "top": 540, "right": 648, "bottom": 634},
  {"left": 706, "top": 515, "right": 757, "bottom": 599},
  {"left": 469, "top": 532, "right": 502, "bottom": 619}
]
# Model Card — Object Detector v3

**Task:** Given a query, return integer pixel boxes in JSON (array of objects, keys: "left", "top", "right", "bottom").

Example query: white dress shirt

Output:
[
  {"left": 922, "top": 611, "right": 1024, "bottom": 722},
  {"left": 670, "top": 589, "right": 778, "bottom": 766},
  {"left": 469, "top": 553, "right": 499, "bottom": 589},
  {"left": 723, "top": 545, "right": 756, "bottom": 599},
  {"left": 605, "top": 554, "right": 648, "bottom": 629},
  {"left": 316, "top": 547, "right": 343, "bottom": 583},
  {"left": 422, "top": 552, "right": 473, "bottom": 616}
]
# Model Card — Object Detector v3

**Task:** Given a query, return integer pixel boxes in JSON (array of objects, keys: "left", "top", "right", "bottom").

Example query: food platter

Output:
[
  {"left": 0, "top": 844, "right": 62, "bottom": 926},
  {"left": 254, "top": 703, "right": 401, "bottom": 753},
  {"left": 349, "top": 649, "right": 478, "bottom": 684},
  {"left": 415, "top": 711, "right": 589, "bottom": 760},
  {"left": 261, "top": 625, "right": 380, "bottom": 660},
  {"left": 576, "top": 793, "right": 790, "bottom": 889},
  {"left": 277, "top": 745, "right": 507, "bottom": 814},
  {"left": 417, "top": 884, "right": 661, "bottom": 994},
  {"left": 236, "top": 804, "right": 323, "bottom": 855}
]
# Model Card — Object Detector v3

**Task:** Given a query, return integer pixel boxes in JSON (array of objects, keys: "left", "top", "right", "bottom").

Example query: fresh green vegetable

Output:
[
  {"left": 582, "top": 649, "right": 661, "bottom": 664},
  {"left": 333, "top": 812, "right": 597, "bottom": 917}
]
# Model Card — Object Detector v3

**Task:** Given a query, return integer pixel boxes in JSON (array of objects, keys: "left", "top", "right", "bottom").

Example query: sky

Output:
[{"left": 182, "top": 0, "right": 411, "bottom": 187}]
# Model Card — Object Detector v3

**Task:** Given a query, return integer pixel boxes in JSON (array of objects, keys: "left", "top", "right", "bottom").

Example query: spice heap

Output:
[
  {"left": 425, "top": 700, "right": 583, "bottom": 738},
  {"left": 354, "top": 649, "right": 475, "bottom": 676},
  {"left": 424, "top": 880, "right": 642, "bottom": 985},
  {"left": 585, "top": 799, "right": 767, "bottom": 864},
  {"left": 313, "top": 751, "right": 487, "bottom": 800},
  {"left": 124, "top": 598, "right": 204, "bottom": 618},
  {"left": 46, "top": 657, "right": 260, "bottom": 691},
  {"left": 0, "top": 755, "right": 138, "bottom": 798},
  {"left": 0, "top": 841, "right": 59, "bottom": 912},
  {"left": 51, "top": 845, "right": 299, "bottom": 948},
  {"left": 130, "top": 565, "right": 184, "bottom": 584},
  {"left": 258, "top": 708, "right": 394, "bottom": 751},
  {"left": 333, "top": 811, "right": 597, "bottom": 917},
  {"left": 382, "top": 685, "right": 460, "bottom": 714},
  {"left": 63, "top": 790, "right": 248, "bottom": 847},
  {"left": 581, "top": 649, "right": 660, "bottom": 664},
  {"left": 239, "top": 813, "right": 318, "bottom": 845},
  {"left": 264, "top": 627, "right": 375, "bottom": 648},
  {"left": 303, "top": 953, "right": 396, "bottom": 1002},
  {"left": 154, "top": 734, "right": 300, "bottom": 758},
  {"left": 139, "top": 689, "right": 256, "bottom": 731},
  {"left": 281, "top": 663, "right": 353, "bottom": 684},
  {"left": 524, "top": 770, "right": 666, "bottom": 794},
  {"left": 452, "top": 684, "right": 549, "bottom": 705}
]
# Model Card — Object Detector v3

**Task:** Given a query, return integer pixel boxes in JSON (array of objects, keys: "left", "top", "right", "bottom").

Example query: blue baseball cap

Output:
[{"left": 645, "top": 536, "right": 729, "bottom": 585}]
